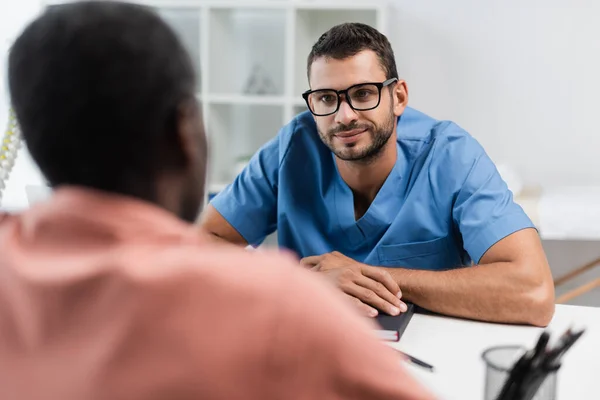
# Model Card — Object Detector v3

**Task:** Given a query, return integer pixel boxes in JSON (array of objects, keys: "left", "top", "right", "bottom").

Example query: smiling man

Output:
[{"left": 200, "top": 23, "right": 555, "bottom": 327}]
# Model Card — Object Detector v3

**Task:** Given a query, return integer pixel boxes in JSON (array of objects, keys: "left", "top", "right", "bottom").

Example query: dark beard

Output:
[{"left": 319, "top": 110, "right": 395, "bottom": 164}]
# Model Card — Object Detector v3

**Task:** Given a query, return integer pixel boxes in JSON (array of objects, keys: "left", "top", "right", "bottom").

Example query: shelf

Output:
[
  {"left": 208, "top": 7, "right": 286, "bottom": 96},
  {"left": 43, "top": 0, "right": 388, "bottom": 198},
  {"left": 206, "top": 103, "right": 284, "bottom": 185},
  {"left": 208, "top": 1, "right": 290, "bottom": 9},
  {"left": 132, "top": 1, "right": 382, "bottom": 9},
  {"left": 293, "top": 97, "right": 307, "bottom": 106},
  {"left": 294, "top": 8, "right": 379, "bottom": 97},
  {"left": 203, "top": 94, "right": 287, "bottom": 106},
  {"left": 52, "top": 0, "right": 384, "bottom": 9},
  {"left": 156, "top": 7, "right": 203, "bottom": 92},
  {"left": 293, "top": 104, "right": 309, "bottom": 118},
  {"left": 293, "top": 2, "right": 387, "bottom": 11}
]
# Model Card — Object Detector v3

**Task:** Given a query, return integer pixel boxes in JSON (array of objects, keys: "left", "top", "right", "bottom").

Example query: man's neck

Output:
[{"left": 335, "top": 139, "right": 397, "bottom": 218}]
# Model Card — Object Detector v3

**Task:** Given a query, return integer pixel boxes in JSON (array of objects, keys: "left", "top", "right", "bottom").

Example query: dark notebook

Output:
[{"left": 374, "top": 302, "right": 415, "bottom": 342}]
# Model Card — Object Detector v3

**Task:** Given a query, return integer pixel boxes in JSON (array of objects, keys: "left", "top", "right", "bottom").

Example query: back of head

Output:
[
  {"left": 8, "top": 1, "right": 206, "bottom": 219},
  {"left": 307, "top": 22, "right": 398, "bottom": 81}
]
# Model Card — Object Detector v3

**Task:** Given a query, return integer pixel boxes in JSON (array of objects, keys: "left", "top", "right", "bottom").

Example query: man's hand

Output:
[{"left": 300, "top": 251, "right": 407, "bottom": 317}]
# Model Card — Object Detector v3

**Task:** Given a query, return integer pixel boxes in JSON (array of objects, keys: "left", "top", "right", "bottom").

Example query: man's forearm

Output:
[{"left": 384, "top": 262, "right": 555, "bottom": 327}]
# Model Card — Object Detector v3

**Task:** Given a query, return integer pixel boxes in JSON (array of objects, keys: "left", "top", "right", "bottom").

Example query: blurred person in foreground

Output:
[{"left": 0, "top": 1, "right": 434, "bottom": 400}]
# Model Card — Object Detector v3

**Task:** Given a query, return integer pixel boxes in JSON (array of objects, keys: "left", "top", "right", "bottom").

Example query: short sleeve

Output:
[
  {"left": 209, "top": 134, "right": 280, "bottom": 246},
  {"left": 434, "top": 126, "right": 535, "bottom": 263}
]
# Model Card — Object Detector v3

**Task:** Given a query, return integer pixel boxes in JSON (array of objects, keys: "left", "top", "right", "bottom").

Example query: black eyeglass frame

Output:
[{"left": 301, "top": 77, "right": 399, "bottom": 117}]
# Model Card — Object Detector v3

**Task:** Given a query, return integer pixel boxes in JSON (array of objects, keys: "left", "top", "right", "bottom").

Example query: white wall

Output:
[
  {"left": 0, "top": 0, "right": 44, "bottom": 211},
  {"left": 390, "top": 0, "right": 600, "bottom": 188}
]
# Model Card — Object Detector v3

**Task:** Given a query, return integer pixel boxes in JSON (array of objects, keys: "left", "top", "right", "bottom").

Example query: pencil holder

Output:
[{"left": 482, "top": 345, "right": 557, "bottom": 400}]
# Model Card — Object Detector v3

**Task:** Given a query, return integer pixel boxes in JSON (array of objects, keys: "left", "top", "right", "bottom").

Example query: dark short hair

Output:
[
  {"left": 307, "top": 22, "right": 398, "bottom": 82},
  {"left": 8, "top": 1, "right": 197, "bottom": 197}
]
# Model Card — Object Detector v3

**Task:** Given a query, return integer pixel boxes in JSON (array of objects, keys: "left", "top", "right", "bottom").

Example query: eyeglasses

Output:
[{"left": 302, "top": 78, "right": 398, "bottom": 117}]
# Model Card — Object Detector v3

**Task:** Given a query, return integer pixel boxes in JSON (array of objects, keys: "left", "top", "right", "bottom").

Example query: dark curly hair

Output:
[{"left": 307, "top": 22, "right": 398, "bottom": 81}]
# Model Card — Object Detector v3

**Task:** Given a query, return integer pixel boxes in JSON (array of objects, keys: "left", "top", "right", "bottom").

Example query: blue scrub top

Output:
[{"left": 210, "top": 107, "right": 534, "bottom": 270}]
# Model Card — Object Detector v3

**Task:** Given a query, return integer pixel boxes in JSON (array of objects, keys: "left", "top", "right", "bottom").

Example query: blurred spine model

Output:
[{"left": 0, "top": 108, "right": 21, "bottom": 206}]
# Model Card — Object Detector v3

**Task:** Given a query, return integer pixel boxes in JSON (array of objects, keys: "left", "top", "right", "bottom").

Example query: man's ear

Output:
[{"left": 393, "top": 80, "right": 409, "bottom": 117}]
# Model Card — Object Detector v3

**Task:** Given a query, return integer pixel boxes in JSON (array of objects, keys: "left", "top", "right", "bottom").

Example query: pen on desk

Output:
[{"left": 395, "top": 349, "right": 435, "bottom": 372}]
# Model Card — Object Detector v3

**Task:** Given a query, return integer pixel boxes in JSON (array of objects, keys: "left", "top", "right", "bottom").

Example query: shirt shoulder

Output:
[
  {"left": 398, "top": 107, "right": 477, "bottom": 148},
  {"left": 398, "top": 107, "right": 485, "bottom": 176}
]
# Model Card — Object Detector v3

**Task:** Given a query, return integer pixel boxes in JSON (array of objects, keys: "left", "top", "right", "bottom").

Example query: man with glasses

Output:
[{"left": 201, "top": 23, "right": 555, "bottom": 327}]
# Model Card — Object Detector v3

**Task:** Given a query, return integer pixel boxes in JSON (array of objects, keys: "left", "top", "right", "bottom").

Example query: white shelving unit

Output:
[{"left": 45, "top": 0, "right": 391, "bottom": 193}]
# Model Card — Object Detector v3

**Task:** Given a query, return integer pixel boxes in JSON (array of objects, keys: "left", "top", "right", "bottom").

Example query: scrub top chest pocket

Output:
[{"left": 377, "top": 236, "right": 461, "bottom": 270}]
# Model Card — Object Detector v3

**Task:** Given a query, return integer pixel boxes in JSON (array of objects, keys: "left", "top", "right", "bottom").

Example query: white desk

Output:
[{"left": 392, "top": 305, "right": 600, "bottom": 400}]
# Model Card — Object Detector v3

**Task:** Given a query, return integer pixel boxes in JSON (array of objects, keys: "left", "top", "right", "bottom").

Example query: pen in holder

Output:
[{"left": 482, "top": 328, "right": 585, "bottom": 400}]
